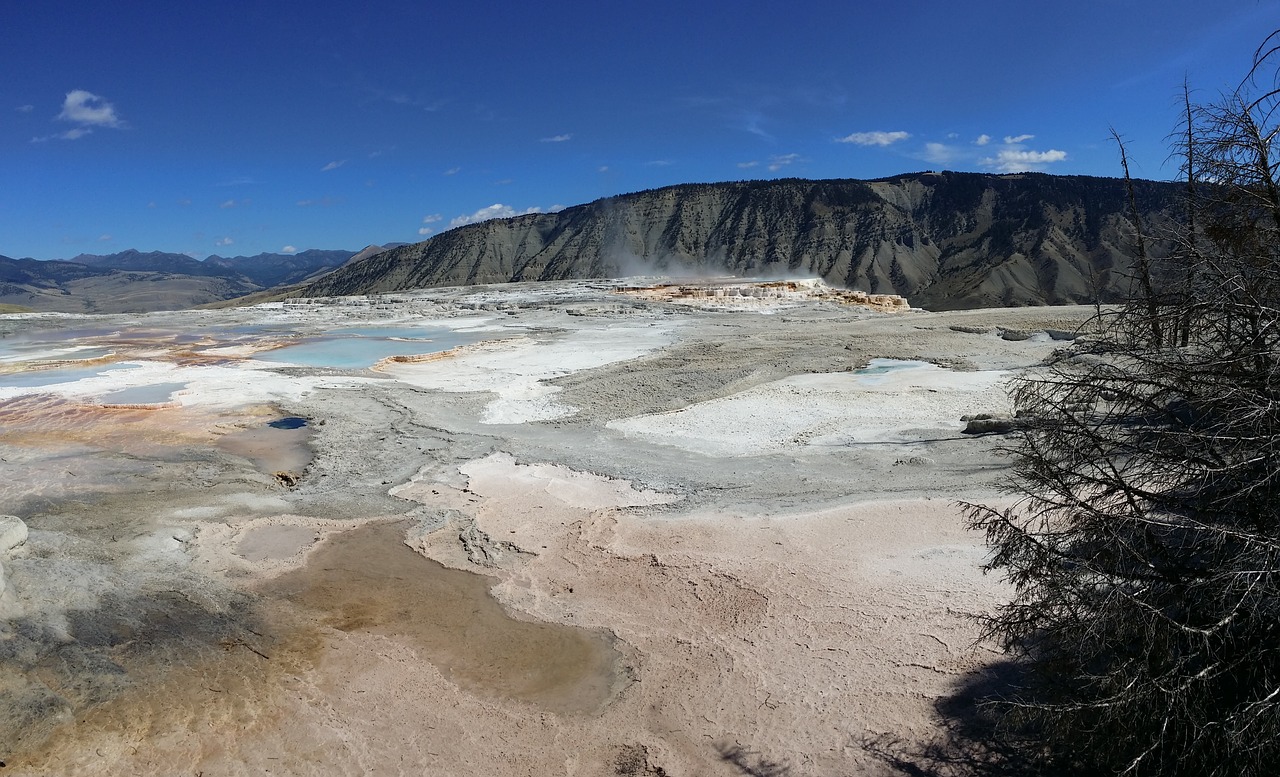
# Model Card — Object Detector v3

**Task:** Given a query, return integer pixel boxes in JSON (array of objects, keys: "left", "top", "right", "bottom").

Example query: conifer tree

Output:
[{"left": 964, "top": 32, "right": 1280, "bottom": 776}]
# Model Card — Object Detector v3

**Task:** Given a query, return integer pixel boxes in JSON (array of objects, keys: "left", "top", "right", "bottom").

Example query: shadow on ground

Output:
[
  {"left": 853, "top": 659, "right": 1067, "bottom": 777},
  {"left": 718, "top": 660, "right": 1070, "bottom": 777}
]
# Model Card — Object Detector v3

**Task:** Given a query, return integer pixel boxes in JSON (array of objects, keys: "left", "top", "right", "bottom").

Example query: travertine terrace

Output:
[
  {"left": 612, "top": 277, "right": 911, "bottom": 311},
  {"left": 0, "top": 278, "right": 1093, "bottom": 775}
]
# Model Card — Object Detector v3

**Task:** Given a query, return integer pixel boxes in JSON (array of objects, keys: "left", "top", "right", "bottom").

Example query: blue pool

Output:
[{"left": 257, "top": 328, "right": 484, "bottom": 369}]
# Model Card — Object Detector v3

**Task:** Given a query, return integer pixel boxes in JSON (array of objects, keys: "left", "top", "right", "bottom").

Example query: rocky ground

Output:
[{"left": 0, "top": 280, "right": 1096, "bottom": 775}]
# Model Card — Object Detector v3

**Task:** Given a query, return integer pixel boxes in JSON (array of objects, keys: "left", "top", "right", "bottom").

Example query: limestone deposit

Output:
[
  {"left": 612, "top": 277, "right": 911, "bottom": 311},
  {"left": 0, "top": 279, "right": 1097, "bottom": 775},
  {"left": 0, "top": 516, "right": 27, "bottom": 555},
  {"left": 0, "top": 516, "right": 26, "bottom": 603}
]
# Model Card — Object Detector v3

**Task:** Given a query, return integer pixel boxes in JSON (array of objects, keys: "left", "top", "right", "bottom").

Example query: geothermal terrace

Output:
[{"left": 0, "top": 279, "right": 1092, "bottom": 775}]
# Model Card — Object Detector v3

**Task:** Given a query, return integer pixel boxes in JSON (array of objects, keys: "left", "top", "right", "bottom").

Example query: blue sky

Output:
[{"left": 2, "top": 1, "right": 1275, "bottom": 260}]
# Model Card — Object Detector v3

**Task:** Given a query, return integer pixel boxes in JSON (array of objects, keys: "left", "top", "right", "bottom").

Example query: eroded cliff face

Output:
[{"left": 301, "top": 171, "right": 1180, "bottom": 309}]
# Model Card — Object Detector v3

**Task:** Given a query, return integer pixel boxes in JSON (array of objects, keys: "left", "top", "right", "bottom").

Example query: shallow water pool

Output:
[
  {"left": 0, "top": 363, "right": 132, "bottom": 389},
  {"left": 97, "top": 382, "right": 188, "bottom": 405},
  {"left": 330, "top": 326, "right": 441, "bottom": 339},
  {"left": 257, "top": 328, "right": 484, "bottom": 369},
  {"left": 0, "top": 345, "right": 117, "bottom": 364},
  {"left": 856, "top": 358, "right": 933, "bottom": 375}
]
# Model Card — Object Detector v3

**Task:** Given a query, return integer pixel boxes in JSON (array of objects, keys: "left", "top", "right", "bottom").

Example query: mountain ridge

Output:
[
  {"left": 297, "top": 171, "right": 1181, "bottom": 309},
  {"left": 5, "top": 172, "right": 1185, "bottom": 313},
  {"left": 0, "top": 247, "right": 361, "bottom": 313}
]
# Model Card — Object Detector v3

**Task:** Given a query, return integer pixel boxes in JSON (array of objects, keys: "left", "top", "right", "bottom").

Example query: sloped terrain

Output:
[
  {"left": 0, "top": 254, "right": 258, "bottom": 313},
  {"left": 0, "top": 248, "right": 358, "bottom": 313},
  {"left": 300, "top": 171, "right": 1179, "bottom": 309}
]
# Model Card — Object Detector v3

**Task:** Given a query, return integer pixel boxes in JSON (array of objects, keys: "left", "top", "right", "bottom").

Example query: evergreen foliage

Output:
[{"left": 964, "top": 33, "right": 1280, "bottom": 776}]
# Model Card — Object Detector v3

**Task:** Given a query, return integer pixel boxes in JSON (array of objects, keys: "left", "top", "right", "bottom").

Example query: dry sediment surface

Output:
[{"left": 0, "top": 280, "right": 1097, "bottom": 775}]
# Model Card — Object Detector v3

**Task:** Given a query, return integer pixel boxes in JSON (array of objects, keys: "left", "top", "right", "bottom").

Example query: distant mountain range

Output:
[
  {"left": 0, "top": 247, "right": 402, "bottom": 313},
  {"left": 6, "top": 171, "right": 1188, "bottom": 313},
  {"left": 69, "top": 248, "right": 363, "bottom": 287},
  {"left": 294, "top": 171, "right": 1182, "bottom": 310}
]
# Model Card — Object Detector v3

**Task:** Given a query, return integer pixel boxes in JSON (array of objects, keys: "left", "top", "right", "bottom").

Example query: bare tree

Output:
[{"left": 962, "top": 35, "right": 1280, "bottom": 776}]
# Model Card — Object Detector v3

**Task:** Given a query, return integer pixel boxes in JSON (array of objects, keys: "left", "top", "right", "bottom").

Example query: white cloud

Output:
[
  {"left": 418, "top": 227, "right": 434, "bottom": 236},
  {"left": 32, "top": 127, "right": 92, "bottom": 142},
  {"left": 597, "top": 165, "right": 610, "bottom": 173},
  {"left": 215, "top": 237, "right": 234, "bottom": 246},
  {"left": 297, "top": 196, "right": 341, "bottom": 207},
  {"left": 16, "top": 104, "right": 33, "bottom": 113},
  {"left": 321, "top": 159, "right": 347, "bottom": 171},
  {"left": 443, "top": 166, "right": 461, "bottom": 176},
  {"left": 647, "top": 159, "right": 674, "bottom": 167},
  {"left": 836, "top": 130, "right": 910, "bottom": 146},
  {"left": 540, "top": 133, "right": 572, "bottom": 142},
  {"left": 281, "top": 245, "right": 297, "bottom": 254},
  {"left": 741, "top": 111, "right": 771, "bottom": 141},
  {"left": 30, "top": 90, "right": 126, "bottom": 142},
  {"left": 422, "top": 213, "right": 442, "bottom": 223},
  {"left": 219, "top": 199, "right": 237, "bottom": 209},
  {"left": 58, "top": 90, "right": 123, "bottom": 128},
  {"left": 448, "top": 203, "right": 544, "bottom": 228},
  {"left": 981, "top": 148, "right": 1068, "bottom": 173},
  {"left": 768, "top": 153, "right": 802, "bottom": 172},
  {"left": 910, "top": 134, "right": 1063, "bottom": 171},
  {"left": 737, "top": 160, "right": 760, "bottom": 169},
  {"left": 97, "top": 234, "right": 112, "bottom": 242},
  {"left": 921, "top": 142, "right": 961, "bottom": 165}
]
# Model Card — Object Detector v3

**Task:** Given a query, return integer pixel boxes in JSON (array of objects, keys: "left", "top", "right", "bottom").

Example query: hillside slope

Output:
[
  {"left": 299, "top": 171, "right": 1180, "bottom": 309},
  {"left": 0, "top": 248, "right": 357, "bottom": 313},
  {"left": 0, "top": 254, "right": 260, "bottom": 313}
]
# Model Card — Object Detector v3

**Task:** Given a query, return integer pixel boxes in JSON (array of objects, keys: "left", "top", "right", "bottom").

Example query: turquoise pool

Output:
[{"left": 257, "top": 327, "right": 484, "bottom": 369}]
